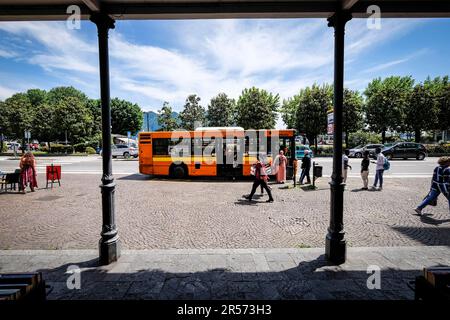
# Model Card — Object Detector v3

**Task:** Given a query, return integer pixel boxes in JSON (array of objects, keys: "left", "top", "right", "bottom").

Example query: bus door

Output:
[{"left": 217, "top": 137, "right": 243, "bottom": 177}]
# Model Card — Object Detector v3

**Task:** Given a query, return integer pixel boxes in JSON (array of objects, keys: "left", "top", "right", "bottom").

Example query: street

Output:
[{"left": 0, "top": 155, "right": 441, "bottom": 178}]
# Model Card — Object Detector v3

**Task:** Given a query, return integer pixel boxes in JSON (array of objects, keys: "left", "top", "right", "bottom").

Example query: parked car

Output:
[
  {"left": 349, "top": 144, "right": 384, "bottom": 158},
  {"left": 100, "top": 144, "right": 138, "bottom": 158},
  {"left": 382, "top": 142, "right": 427, "bottom": 160},
  {"left": 295, "top": 145, "right": 314, "bottom": 159}
]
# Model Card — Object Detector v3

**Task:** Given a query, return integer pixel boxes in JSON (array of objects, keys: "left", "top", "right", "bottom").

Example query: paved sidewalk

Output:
[{"left": 1, "top": 246, "right": 448, "bottom": 300}]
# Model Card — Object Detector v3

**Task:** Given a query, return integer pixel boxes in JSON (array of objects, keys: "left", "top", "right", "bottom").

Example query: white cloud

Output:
[
  {"left": 0, "top": 21, "right": 97, "bottom": 75},
  {"left": 0, "top": 18, "right": 424, "bottom": 124},
  {"left": 0, "top": 84, "right": 18, "bottom": 100},
  {"left": 0, "top": 48, "right": 17, "bottom": 58}
]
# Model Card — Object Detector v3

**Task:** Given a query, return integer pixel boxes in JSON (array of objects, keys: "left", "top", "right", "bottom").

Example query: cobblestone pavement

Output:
[
  {"left": 0, "top": 246, "right": 448, "bottom": 299},
  {"left": 0, "top": 173, "right": 449, "bottom": 250}
]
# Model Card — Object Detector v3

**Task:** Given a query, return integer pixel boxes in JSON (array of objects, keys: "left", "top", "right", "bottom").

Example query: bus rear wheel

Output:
[{"left": 171, "top": 165, "right": 187, "bottom": 179}]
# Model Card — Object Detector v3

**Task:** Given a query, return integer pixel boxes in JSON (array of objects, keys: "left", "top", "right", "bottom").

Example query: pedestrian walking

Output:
[
  {"left": 371, "top": 147, "right": 387, "bottom": 191},
  {"left": 19, "top": 151, "right": 38, "bottom": 194},
  {"left": 274, "top": 150, "right": 287, "bottom": 184},
  {"left": 342, "top": 149, "right": 352, "bottom": 183},
  {"left": 360, "top": 150, "right": 370, "bottom": 190},
  {"left": 414, "top": 156, "right": 450, "bottom": 215},
  {"left": 244, "top": 158, "right": 274, "bottom": 202},
  {"left": 299, "top": 150, "right": 311, "bottom": 185}
]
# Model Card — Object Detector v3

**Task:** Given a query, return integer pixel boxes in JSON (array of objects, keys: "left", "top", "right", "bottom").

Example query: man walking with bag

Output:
[{"left": 244, "top": 158, "right": 274, "bottom": 202}]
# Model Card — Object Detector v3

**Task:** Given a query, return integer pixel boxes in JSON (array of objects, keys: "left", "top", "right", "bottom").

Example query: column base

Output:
[
  {"left": 325, "top": 233, "right": 346, "bottom": 265},
  {"left": 99, "top": 235, "right": 121, "bottom": 265}
]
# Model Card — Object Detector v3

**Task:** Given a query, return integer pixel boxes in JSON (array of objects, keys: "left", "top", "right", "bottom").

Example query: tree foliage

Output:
[
  {"left": 235, "top": 87, "right": 279, "bottom": 129},
  {"left": 343, "top": 88, "right": 364, "bottom": 146},
  {"left": 53, "top": 96, "right": 94, "bottom": 143},
  {"left": 179, "top": 94, "right": 206, "bottom": 130},
  {"left": 294, "top": 84, "right": 332, "bottom": 150},
  {"left": 364, "top": 76, "right": 414, "bottom": 143},
  {"left": 110, "top": 98, "right": 143, "bottom": 135},
  {"left": 157, "top": 102, "right": 179, "bottom": 131},
  {"left": 406, "top": 81, "right": 440, "bottom": 142},
  {"left": 0, "top": 86, "right": 143, "bottom": 146},
  {"left": 206, "top": 93, "right": 235, "bottom": 127},
  {"left": 2, "top": 93, "right": 34, "bottom": 142}
]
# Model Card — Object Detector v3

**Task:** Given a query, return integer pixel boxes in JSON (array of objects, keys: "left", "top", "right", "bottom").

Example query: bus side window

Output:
[{"left": 153, "top": 138, "right": 170, "bottom": 155}]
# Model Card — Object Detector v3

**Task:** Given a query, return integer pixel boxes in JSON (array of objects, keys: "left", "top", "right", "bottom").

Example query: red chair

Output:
[{"left": 46, "top": 165, "right": 61, "bottom": 189}]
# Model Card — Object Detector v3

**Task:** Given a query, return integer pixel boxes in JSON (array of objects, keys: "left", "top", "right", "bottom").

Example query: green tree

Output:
[
  {"left": 426, "top": 76, "right": 450, "bottom": 133},
  {"left": 26, "top": 88, "right": 48, "bottom": 107},
  {"left": 364, "top": 76, "right": 414, "bottom": 143},
  {"left": 110, "top": 98, "right": 143, "bottom": 135},
  {"left": 235, "top": 87, "right": 279, "bottom": 129},
  {"left": 157, "top": 102, "right": 178, "bottom": 131},
  {"left": 86, "top": 98, "right": 102, "bottom": 137},
  {"left": 53, "top": 96, "right": 94, "bottom": 144},
  {"left": 295, "top": 84, "right": 332, "bottom": 151},
  {"left": 2, "top": 93, "right": 34, "bottom": 153},
  {"left": 0, "top": 100, "right": 9, "bottom": 150},
  {"left": 280, "top": 97, "right": 297, "bottom": 129},
  {"left": 348, "top": 131, "right": 381, "bottom": 147},
  {"left": 406, "top": 81, "right": 440, "bottom": 142},
  {"left": 206, "top": 93, "right": 235, "bottom": 127},
  {"left": 32, "top": 103, "right": 57, "bottom": 143},
  {"left": 47, "top": 86, "right": 88, "bottom": 106},
  {"left": 343, "top": 88, "right": 364, "bottom": 147},
  {"left": 179, "top": 94, "right": 206, "bottom": 130}
]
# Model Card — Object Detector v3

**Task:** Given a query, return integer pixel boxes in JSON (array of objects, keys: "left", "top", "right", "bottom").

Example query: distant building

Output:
[{"left": 141, "top": 110, "right": 179, "bottom": 132}]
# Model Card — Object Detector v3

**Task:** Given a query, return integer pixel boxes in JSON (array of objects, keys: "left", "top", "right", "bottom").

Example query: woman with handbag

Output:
[{"left": 414, "top": 156, "right": 450, "bottom": 215}]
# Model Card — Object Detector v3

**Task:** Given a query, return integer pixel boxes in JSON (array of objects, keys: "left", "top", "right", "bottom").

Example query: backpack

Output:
[{"left": 383, "top": 157, "right": 390, "bottom": 171}]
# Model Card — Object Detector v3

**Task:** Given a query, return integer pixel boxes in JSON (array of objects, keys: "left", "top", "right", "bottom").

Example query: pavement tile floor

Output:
[{"left": 0, "top": 246, "right": 448, "bottom": 300}]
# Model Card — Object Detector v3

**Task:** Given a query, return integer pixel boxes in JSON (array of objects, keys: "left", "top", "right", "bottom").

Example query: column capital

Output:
[
  {"left": 89, "top": 12, "right": 115, "bottom": 30},
  {"left": 327, "top": 10, "right": 352, "bottom": 28}
]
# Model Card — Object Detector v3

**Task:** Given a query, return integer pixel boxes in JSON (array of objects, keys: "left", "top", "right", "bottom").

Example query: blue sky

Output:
[{"left": 0, "top": 18, "right": 449, "bottom": 127}]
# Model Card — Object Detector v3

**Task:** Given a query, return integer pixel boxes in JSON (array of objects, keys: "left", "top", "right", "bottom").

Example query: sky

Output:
[{"left": 0, "top": 17, "right": 449, "bottom": 128}]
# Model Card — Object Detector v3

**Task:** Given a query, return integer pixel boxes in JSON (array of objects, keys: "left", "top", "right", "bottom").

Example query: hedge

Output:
[
  {"left": 85, "top": 146, "right": 96, "bottom": 154},
  {"left": 47, "top": 144, "right": 74, "bottom": 154}
]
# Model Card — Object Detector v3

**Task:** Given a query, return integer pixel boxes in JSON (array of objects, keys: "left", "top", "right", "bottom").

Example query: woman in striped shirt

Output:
[{"left": 415, "top": 156, "right": 450, "bottom": 215}]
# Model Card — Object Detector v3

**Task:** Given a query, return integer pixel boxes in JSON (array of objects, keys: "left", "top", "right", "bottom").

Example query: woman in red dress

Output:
[{"left": 20, "top": 152, "right": 38, "bottom": 193}]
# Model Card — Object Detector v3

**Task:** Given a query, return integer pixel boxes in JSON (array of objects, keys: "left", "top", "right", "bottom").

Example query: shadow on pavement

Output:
[
  {"left": 391, "top": 226, "right": 450, "bottom": 246},
  {"left": 32, "top": 254, "right": 436, "bottom": 300}
]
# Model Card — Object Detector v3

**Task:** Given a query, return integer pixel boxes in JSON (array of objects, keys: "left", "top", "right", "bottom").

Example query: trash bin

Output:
[{"left": 313, "top": 165, "right": 322, "bottom": 178}]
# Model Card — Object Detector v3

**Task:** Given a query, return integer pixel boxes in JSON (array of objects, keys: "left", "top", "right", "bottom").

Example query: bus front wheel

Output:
[{"left": 171, "top": 165, "right": 187, "bottom": 179}]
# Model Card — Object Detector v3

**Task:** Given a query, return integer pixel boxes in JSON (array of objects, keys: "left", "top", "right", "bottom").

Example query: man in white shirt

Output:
[
  {"left": 342, "top": 150, "right": 352, "bottom": 183},
  {"left": 372, "top": 147, "right": 386, "bottom": 191}
]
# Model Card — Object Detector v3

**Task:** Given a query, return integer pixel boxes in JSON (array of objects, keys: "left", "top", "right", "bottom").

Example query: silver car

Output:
[
  {"left": 100, "top": 144, "right": 138, "bottom": 158},
  {"left": 349, "top": 144, "right": 384, "bottom": 158}
]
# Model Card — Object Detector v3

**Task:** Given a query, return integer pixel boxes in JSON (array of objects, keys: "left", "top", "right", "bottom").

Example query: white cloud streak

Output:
[{"left": 0, "top": 18, "right": 424, "bottom": 117}]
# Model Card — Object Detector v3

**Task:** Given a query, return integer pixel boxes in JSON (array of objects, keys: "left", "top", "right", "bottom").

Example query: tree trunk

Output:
[
  {"left": 314, "top": 136, "right": 318, "bottom": 154},
  {"left": 344, "top": 131, "right": 349, "bottom": 148},
  {"left": 381, "top": 130, "right": 386, "bottom": 144},
  {"left": 414, "top": 129, "right": 421, "bottom": 143}
]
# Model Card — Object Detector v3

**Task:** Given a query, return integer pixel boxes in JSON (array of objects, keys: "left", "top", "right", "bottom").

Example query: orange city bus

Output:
[{"left": 138, "top": 127, "right": 297, "bottom": 179}]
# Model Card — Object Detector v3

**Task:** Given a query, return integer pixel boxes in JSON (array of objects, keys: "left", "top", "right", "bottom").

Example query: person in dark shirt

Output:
[
  {"left": 415, "top": 156, "right": 450, "bottom": 215},
  {"left": 360, "top": 150, "right": 370, "bottom": 190},
  {"left": 299, "top": 150, "right": 311, "bottom": 185}
]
